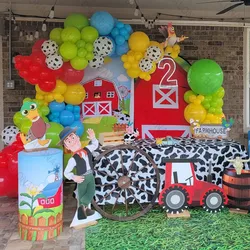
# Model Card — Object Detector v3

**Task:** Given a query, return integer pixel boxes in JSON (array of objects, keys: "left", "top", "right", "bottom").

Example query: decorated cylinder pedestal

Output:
[{"left": 18, "top": 148, "right": 63, "bottom": 241}]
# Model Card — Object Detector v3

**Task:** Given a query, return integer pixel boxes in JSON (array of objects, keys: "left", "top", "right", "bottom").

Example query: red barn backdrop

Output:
[
  {"left": 134, "top": 56, "right": 191, "bottom": 139},
  {"left": 82, "top": 77, "right": 120, "bottom": 117}
]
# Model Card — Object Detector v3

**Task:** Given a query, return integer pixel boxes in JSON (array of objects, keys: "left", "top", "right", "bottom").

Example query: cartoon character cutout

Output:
[
  {"left": 20, "top": 101, "right": 51, "bottom": 150},
  {"left": 58, "top": 127, "right": 99, "bottom": 220}
]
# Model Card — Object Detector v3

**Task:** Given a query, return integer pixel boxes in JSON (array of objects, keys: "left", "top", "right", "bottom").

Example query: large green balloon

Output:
[
  {"left": 61, "top": 27, "right": 81, "bottom": 43},
  {"left": 46, "top": 122, "right": 64, "bottom": 148},
  {"left": 81, "top": 26, "right": 99, "bottom": 43},
  {"left": 59, "top": 42, "right": 78, "bottom": 60},
  {"left": 50, "top": 28, "right": 63, "bottom": 45},
  {"left": 70, "top": 56, "right": 88, "bottom": 70},
  {"left": 64, "top": 13, "right": 89, "bottom": 31},
  {"left": 187, "top": 59, "right": 224, "bottom": 95}
]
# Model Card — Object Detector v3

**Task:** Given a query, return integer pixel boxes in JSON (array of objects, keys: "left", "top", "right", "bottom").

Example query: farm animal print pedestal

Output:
[{"left": 18, "top": 148, "right": 63, "bottom": 241}]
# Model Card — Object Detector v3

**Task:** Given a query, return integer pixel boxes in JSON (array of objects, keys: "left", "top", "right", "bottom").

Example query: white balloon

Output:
[
  {"left": 1, "top": 125, "right": 20, "bottom": 145},
  {"left": 41, "top": 40, "right": 58, "bottom": 57},
  {"left": 94, "top": 37, "right": 114, "bottom": 57},
  {"left": 145, "top": 46, "right": 162, "bottom": 62},
  {"left": 46, "top": 54, "right": 63, "bottom": 70},
  {"left": 89, "top": 55, "right": 104, "bottom": 69},
  {"left": 139, "top": 58, "right": 153, "bottom": 72}
]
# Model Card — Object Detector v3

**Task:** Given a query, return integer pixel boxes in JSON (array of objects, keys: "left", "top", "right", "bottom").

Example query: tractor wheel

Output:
[
  {"left": 201, "top": 189, "right": 226, "bottom": 213},
  {"left": 161, "top": 186, "right": 189, "bottom": 214}
]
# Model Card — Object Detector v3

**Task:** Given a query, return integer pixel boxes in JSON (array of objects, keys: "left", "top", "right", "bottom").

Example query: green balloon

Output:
[
  {"left": 81, "top": 26, "right": 99, "bottom": 43},
  {"left": 60, "top": 42, "right": 78, "bottom": 60},
  {"left": 61, "top": 27, "right": 81, "bottom": 43},
  {"left": 203, "top": 103, "right": 210, "bottom": 110},
  {"left": 46, "top": 122, "right": 64, "bottom": 148},
  {"left": 62, "top": 57, "right": 70, "bottom": 62},
  {"left": 184, "top": 90, "right": 196, "bottom": 103},
  {"left": 70, "top": 56, "right": 88, "bottom": 70},
  {"left": 50, "top": 28, "right": 63, "bottom": 45},
  {"left": 78, "top": 48, "right": 87, "bottom": 58},
  {"left": 76, "top": 40, "right": 86, "bottom": 48},
  {"left": 64, "top": 13, "right": 89, "bottom": 31},
  {"left": 85, "top": 43, "right": 94, "bottom": 52},
  {"left": 214, "top": 108, "right": 223, "bottom": 114},
  {"left": 85, "top": 52, "right": 94, "bottom": 61},
  {"left": 187, "top": 59, "right": 223, "bottom": 95}
]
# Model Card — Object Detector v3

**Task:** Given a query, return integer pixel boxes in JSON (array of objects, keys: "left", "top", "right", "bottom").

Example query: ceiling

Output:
[{"left": 1, "top": 0, "right": 250, "bottom": 22}]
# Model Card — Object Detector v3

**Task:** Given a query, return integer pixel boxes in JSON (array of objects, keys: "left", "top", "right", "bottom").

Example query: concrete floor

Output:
[{"left": 0, "top": 184, "right": 85, "bottom": 250}]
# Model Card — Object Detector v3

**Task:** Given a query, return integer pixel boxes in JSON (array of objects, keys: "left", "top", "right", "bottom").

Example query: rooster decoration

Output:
[
  {"left": 222, "top": 118, "right": 234, "bottom": 132},
  {"left": 158, "top": 23, "right": 188, "bottom": 58}
]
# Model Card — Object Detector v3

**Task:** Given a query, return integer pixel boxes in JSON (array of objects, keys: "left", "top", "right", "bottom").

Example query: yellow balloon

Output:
[
  {"left": 36, "top": 93, "right": 44, "bottom": 100},
  {"left": 144, "top": 74, "right": 151, "bottom": 81},
  {"left": 171, "top": 51, "right": 179, "bottom": 58},
  {"left": 131, "top": 62, "right": 139, "bottom": 69},
  {"left": 35, "top": 84, "right": 47, "bottom": 95},
  {"left": 63, "top": 83, "right": 86, "bottom": 105},
  {"left": 124, "top": 62, "right": 131, "bottom": 69},
  {"left": 53, "top": 80, "right": 67, "bottom": 94},
  {"left": 128, "top": 55, "right": 135, "bottom": 63},
  {"left": 194, "top": 99, "right": 201, "bottom": 105},
  {"left": 121, "top": 55, "right": 128, "bottom": 62},
  {"left": 139, "top": 72, "right": 147, "bottom": 79},
  {"left": 165, "top": 46, "right": 173, "bottom": 54},
  {"left": 127, "top": 50, "right": 135, "bottom": 56},
  {"left": 189, "top": 95, "right": 196, "bottom": 103},
  {"left": 47, "top": 93, "right": 54, "bottom": 103},
  {"left": 54, "top": 93, "right": 64, "bottom": 103},
  {"left": 129, "top": 32, "right": 150, "bottom": 52},
  {"left": 173, "top": 44, "right": 180, "bottom": 52},
  {"left": 197, "top": 95, "right": 205, "bottom": 102},
  {"left": 127, "top": 68, "right": 140, "bottom": 78},
  {"left": 55, "top": 95, "right": 64, "bottom": 103},
  {"left": 134, "top": 52, "right": 143, "bottom": 61},
  {"left": 184, "top": 103, "right": 207, "bottom": 124}
]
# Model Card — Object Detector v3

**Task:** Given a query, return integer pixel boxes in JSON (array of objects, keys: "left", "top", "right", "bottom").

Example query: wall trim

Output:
[
  {"left": 12, "top": 16, "right": 250, "bottom": 28},
  {"left": 0, "top": 35, "right": 4, "bottom": 150}
]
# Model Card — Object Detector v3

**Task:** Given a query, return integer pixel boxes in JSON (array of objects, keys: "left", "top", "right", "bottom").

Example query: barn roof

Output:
[{"left": 82, "top": 77, "right": 122, "bottom": 100}]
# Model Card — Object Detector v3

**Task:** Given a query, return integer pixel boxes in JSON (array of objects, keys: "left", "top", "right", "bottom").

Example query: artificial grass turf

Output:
[{"left": 86, "top": 207, "right": 250, "bottom": 250}]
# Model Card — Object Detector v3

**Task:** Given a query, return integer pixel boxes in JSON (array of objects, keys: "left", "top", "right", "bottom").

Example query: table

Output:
[{"left": 93, "top": 138, "right": 249, "bottom": 205}]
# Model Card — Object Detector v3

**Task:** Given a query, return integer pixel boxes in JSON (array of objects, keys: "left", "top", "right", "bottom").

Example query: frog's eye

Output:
[
  {"left": 30, "top": 103, "right": 37, "bottom": 110},
  {"left": 22, "top": 109, "right": 28, "bottom": 116}
]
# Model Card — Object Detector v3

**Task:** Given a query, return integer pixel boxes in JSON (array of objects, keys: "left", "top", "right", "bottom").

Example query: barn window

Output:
[
  {"left": 85, "top": 92, "right": 88, "bottom": 99},
  {"left": 94, "top": 92, "right": 101, "bottom": 98},
  {"left": 94, "top": 79, "right": 102, "bottom": 86},
  {"left": 107, "top": 92, "right": 115, "bottom": 98},
  {"left": 152, "top": 84, "right": 179, "bottom": 109}
]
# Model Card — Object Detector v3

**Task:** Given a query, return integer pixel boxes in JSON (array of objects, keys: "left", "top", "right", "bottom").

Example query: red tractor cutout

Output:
[{"left": 159, "top": 159, "right": 228, "bottom": 213}]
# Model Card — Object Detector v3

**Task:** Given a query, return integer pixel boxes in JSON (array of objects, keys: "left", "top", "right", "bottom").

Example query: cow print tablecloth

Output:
[{"left": 93, "top": 138, "right": 249, "bottom": 205}]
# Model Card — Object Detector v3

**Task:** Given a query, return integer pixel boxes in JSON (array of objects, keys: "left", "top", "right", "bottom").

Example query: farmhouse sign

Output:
[{"left": 193, "top": 125, "right": 228, "bottom": 139}]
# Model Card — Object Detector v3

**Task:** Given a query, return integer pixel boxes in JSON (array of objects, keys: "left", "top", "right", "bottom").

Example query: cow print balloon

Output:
[
  {"left": 1, "top": 125, "right": 20, "bottom": 145},
  {"left": 145, "top": 46, "right": 162, "bottom": 62},
  {"left": 46, "top": 54, "right": 63, "bottom": 70},
  {"left": 139, "top": 58, "right": 153, "bottom": 72},
  {"left": 41, "top": 40, "right": 58, "bottom": 57},
  {"left": 93, "top": 37, "right": 113, "bottom": 57},
  {"left": 89, "top": 55, "right": 104, "bottom": 69}
]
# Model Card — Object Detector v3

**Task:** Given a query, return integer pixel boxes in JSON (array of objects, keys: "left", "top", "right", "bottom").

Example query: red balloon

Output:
[
  {"left": 8, "top": 152, "right": 18, "bottom": 176},
  {"left": 2, "top": 146, "right": 14, "bottom": 158},
  {"left": 0, "top": 171, "right": 8, "bottom": 196},
  {"left": 32, "top": 39, "right": 46, "bottom": 53},
  {"left": 59, "top": 62, "right": 84, "bottom": 84},
  {"left": 29, "top": 62, "right": 41, "bottom": 74},
  {"left": 27, "top": 74, "right": 40, "bottom": 85},
  {"left": 5, "top": 173, "right": 18, "bottom": 198},
  {"left": 0, "top": 153, "right": 8, "bottom": 169},
  {"left": 39, "top": 79, "right": 56, "bottom": 92},
  {"left": 19, "top": 70, "right": 29, "bottom": 79},
  {"left": 31, "top": 51, "right": 46, "bottom": 67},
  {"left": 11, "top": 141, "right": 23, "bottom": 152},
  {"left": 14, "top": 55, "right": 23, "bottom": 63},
  {"left": 23, "top": 56, "right": 32, "bottom": 66}
]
